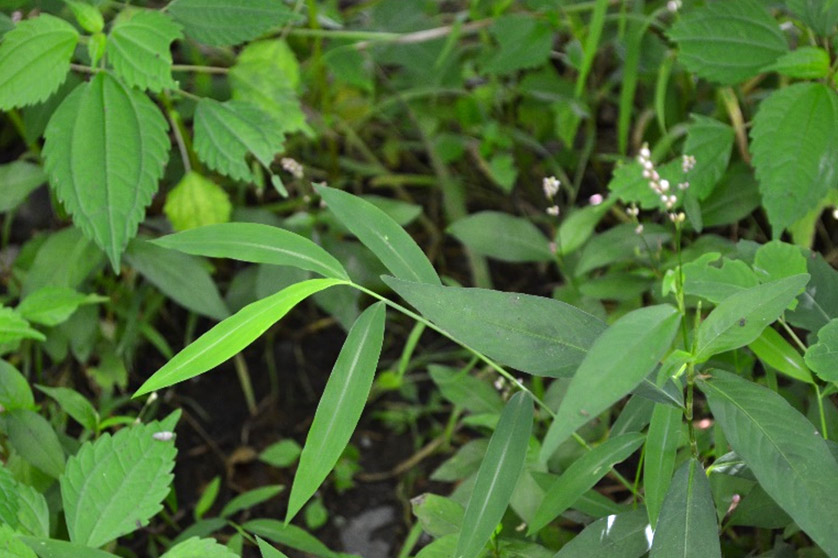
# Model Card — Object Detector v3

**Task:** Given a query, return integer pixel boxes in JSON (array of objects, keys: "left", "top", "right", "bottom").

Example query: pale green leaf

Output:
[
  {"left": 753, "top": 240, "right": 807, "bottom": 283},
  {"left": 243, "top": 519, "right": 338, "bottom": 558},
  {"left": 133, "top": 278, "right": 342, "bottom": 397},
  {"left": 650, "top": 459, "right": 721, "bottom": 558},
  {"left": 0, "top": 161, "right": 47, "bottom": 213},
  {"left": 541, "top": 305, "right": 680, "bottom": 460},
  {"left": 554, "top": 509, "right": 652, "bottom": 558},
  {"left": 161, "top": 536, "right": 237, "bottom": 558},
  {"left": 43, "top": 73, "right": 170, "bottom": 271},
  {"left": 694, "top": 274, "right": 809, "bottom": 362},
  {"left": 700, "top": 369, "right": 838, "bottom": 556},
  {"left": 668, "top": 0, "right": 787, "bottom": 85},
  {"left": 447, "top": 211, "right": 552, "bottom": 263},
  {"left": 643, "top": 403, "right": 682, "bottom": 528},
  {"left": 0, "top": 360, "right": 35, "bottom": 411},
  {"left": 36, "top": 385, "right": 98, "bottom": 431},
  {"left": 66, "top": 1, "right": 104, "bottom": 33},
  {"left": 164, "top": 172, "right": 231, "bottom": 232},
  {"left": 194, "top": 476, "right": 220, "bottom": 520},
  {"left": 107, "top": 10, "right": 182, "bottom": 92},
  {"left": 6, "top": 409, "right": 65, "bottom": 478},
  {"left": 318, "top": 185, "right": 440, "bottom": 285},
  {"left": 220, "top": 485, "right": 284, "bottom": 519},
  {"left": 0, "top": 14, "right": 78, "bottom": 109},
  {"left": 151, "top": 222, "right": 349, "bottom": 280},
  {"left": 682, "top": 115, "right": 735, "bottom": 200},
  {"left": 750, "top": 83, "right": 838, "bottom": 235},
  {"left": 456, "top": 391, "right": 533, "bottom": 558},
  {"left": 749, "top": 326, "right": 813, "bottom": 384},
  {"left": 17, "top": 287, "right": 106, "bottom": 327},
  {"left": 0, "top": 524, "right": 36, "bottom": 558},
  {"left": 287, "top": 303, "right": 385, "bottom": 521},
  {"left": 383, "top": 277, "right": 606, "bottom": 377},
  {"left": 804, "top": 318, "right": 838, "bottom": 382},
  {"left": 529, "top": 433, "right": 644, "bottom": 534},
  {"left": 259, "top": 440, "right": 301, "bottom": 469},
  {"left": 763, "top": 46, "right": 830, "bottom": 79},
  {"left": 167, "top": 0, "right": 298, "bottom": 47},
  {"left": 682, "top": 253, "right": 759, "bottom": 304},
  {"left": 0, "top": 308, "right": 44, "bottom": 344},
  {"left": 19, "top": 537, "right": 120, "bottom": 558}
]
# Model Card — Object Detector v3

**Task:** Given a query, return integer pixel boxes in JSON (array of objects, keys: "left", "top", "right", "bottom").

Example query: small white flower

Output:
[
  {"left": 280, "top": 157, "right": 304, "bottom": 179},
  {"left": 147, "top": 392, "right": 158, "bottom": 404},
  {"left": 660, "top": 194, "right": 669, "bottom": 204},
  {"left": 678, "top": 181, "right": 690, "bottom": 191},
  {"left": 659, "top": 179, "right": 670, "bottom": 192},
  {"left": 627, "top": 205, "right": 639, "bottom": 217},
  {"left": 642, "top": 169, "right": 652, "bottom": 179},
  {"left": 589, "top": 193, "right": 604, "bottom": 206},
  {"left": 833, "top": 208, "right": 838, "bottom": 220},
  {"left": 542, "top": 176, "right": 561, "bottom": 199},
  {"left": 667, "top": 0, "right": 681, "bottom": 13},
  {"left": 682, "top": 154, "right": 696, "bottom": 173},
  {"left": 546, "top": 205, "right": 560, "bottom": 216},
  {"left": 639, "top": 146, "right": 651, "bottom": 160},
  {"left": 635, "top": 224, "right": 644, "bottom": 234}
]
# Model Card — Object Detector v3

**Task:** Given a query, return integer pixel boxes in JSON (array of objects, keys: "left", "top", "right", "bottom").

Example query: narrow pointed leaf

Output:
[
  {"left": 456, "top": 391, "right": 533, "bottom": 558},
  {"left": 541, "top": 305, "right": 680, "bottom": 461},
  {"left": 243, "top": 519, "right": 338, "bottom": 558},
  {"left": 19, "top": 537, "right": 120, "bottom": 558},
  {"left": 257, "top": 537, "right": 290, "bottom": 558},
  {"left": 107, "top": 10, "right": 182, "bottom": 92},
  {"left": 554, "top": 509, "right": 652, "bottom": 558},
  {"left": 133, "top": 278, "right": 342, "bottom": 397},
  {"left": 5, "top": 409, "right": 65, "bottom": 478},
  {"left": 17, "top": 287, "right": 105, "bottom": 327},
  {"left": 529, "top": 433, "right": 644, "bottom": 534},
  {"left": 286, "top": 303, "right": 386, "bottom": 521},
  {"left": 699, "top": 369, "right": 838, "bottom": 556},
  {"left": 644, "top": 403, "right": 683, "bottom": 528},
  {"left": 152, "top": 222, "right": 349, "bottom": 280},
  {"left": 317, "top": 185, "right": 440, "bottom": 285},
  {"left": 749, "top": 326, "right": 813, "bottom": 384},
  {"left": 167, "top": 0, "right": 298, "bottom": 47}
]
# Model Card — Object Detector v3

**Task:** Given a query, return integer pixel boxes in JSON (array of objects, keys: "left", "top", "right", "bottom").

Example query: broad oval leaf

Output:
[
  {"left": 152, "top": 222, "right": 349, "bottom": 280},
  {"left": 668, "top": 0, "right": 787, "bottom": 85},
  {"left": 0, "top": 14, "right": 78, "bottom": 109},
  {"left": 529, "top": 432, "right": 644, "bottom": 534},
  {"left": 650, "top": 459, "right": 721, "bottom": 558},
  {"left": 682, "top": 253, "right": 759, "bottom": 304},
  {"left": 318, "top": 185, "right": 440, "bottom": 285},
  {"left": 541, "top": 305, "right": 680, "bottom": 461},
  {"left": 383, "top": 276, "right": 606, "bottom": 377},
  {"left": 804, "top": 318, "right": 838, "bottom": 382},
  {"left": 694, "top": 274, "right": 809, "bottom": 362},
  {"left": 5, "top": 409, "right": 65, "bottom": 478},
  {"left": 643, "top": 403, "right": 683, "bottom": 528},
  {"left": 133, "top": 278, "right": 342, "bottom": 397},
  {"left": 447, "top": 211, "right": 552, "bottom": 263},
  {"left": 167, "top": 0, "right": 298, "bottom": 47},
  {"left": 554, "top": 509, "right": 652, "bottom": 558},
  {"left": 699, "top": 369, "right": 838, "bottom": 556},
  {"left": 286, "top": 303, "right": 386, "bottom": 521},
  {"left": 106, "top": 10, "right": 182, "bottom": 92},
  {"left": 43, "top": 73, "right": 170, "bottom": 271},
  {"left": 750, "top": 83, "right": 838, "bottom": 235},
  {"left": 456, "top": 391, "right": 533, "bottom": 558},
  {"left": 163, "top": 172, "right": 232, "bottom": 232}
]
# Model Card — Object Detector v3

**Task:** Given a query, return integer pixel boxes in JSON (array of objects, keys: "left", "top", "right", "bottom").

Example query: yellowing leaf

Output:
[{"left": 164, "top": 172, "right": 232, "bottom": 232}]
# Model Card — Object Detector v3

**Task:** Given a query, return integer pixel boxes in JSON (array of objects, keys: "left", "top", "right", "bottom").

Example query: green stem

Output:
[
  {"left": 171, "top": 64, "right": 228, "bottom": 74},
  {"left": 815, "top": 384, "right": 829, "bottom": 440}
]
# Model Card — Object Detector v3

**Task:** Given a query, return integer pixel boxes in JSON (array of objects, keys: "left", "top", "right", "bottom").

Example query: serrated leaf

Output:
[
  {"left": 161, "top": 536, "right": 238, "bottom": 558},
  {"left": 0, "top": 161, "right": 47, "bottom": 213},
  {"left": 15, "top": 482, "right": 49, "bottom": 538},
  {"left": 805, "top": 318, "right": 838, "bottom": 382},
  {"left": 763, "top": 46, "right": 830, "bottom": 79},
  {"left": 643, "top": 403, "right": 682, "bottom": 528},
  {"left": 43, "top": 73, "right": 170, "bottom": 271},
  {"left": 163, "top": 172, "right": 232, "bottom": 232},
  {"left": 668, "top": 0, "right": 787, "bottom": 85},
  {"left": 785, "top": 0, "right": 838, "bottom": 36},
  {"left": 699, "top": 369, "right": 838, "bottom": 556},
  {"left": 456, "top": 391, "right": 533, "bottom": 558},
  {"left": 107, "top": 10, "right": 182, "bottom": 92},
  {"left": 193, "top": 98, "right": 284, "bottom": 183},
  {"left": 750, "top": 83, "right": 838, "bottom": 236},
  {"left": 0, "top": 360, "right": 35, "bottom": 411},
  {"left": 66, "top": 1, "right": 104, "bottom": 33},
  {"left": 243, "top": 519, "right": 338, "bottom": 558},
  {"left": 220, "top": 485, "right": 284, "bottom": 518},
  {"left": 650, "top": 459, "right": 721, "bottom": 558},
  {"left": 6, "top": 409, "right": 65, "bottom": 478},
  {"left": 541, "top": 305, "right": 680, "bottom": 460},
  {"left": 152, "top": 222, "right": 349, "bottom": 280},
  {"left": 447, "top": 211, "right": 552, "bottom": 263},
  {"left": 167, "top": 0, "right": 297, "bottom": 47},
  {"left": 133, "top": 278, "right": 342, "bottom": 397},
  {"left": 17, "top": 287, "right": 106, "bottom": 327},
  {"left": 36, "top": 385, "right": 99, "bottom": 431},
  {"left": 0, "top": 14, "right": 78, "bottom": 109},
  {"left": 0, "top": 524, "right": 36, "bottom": 558},
  {"left": 383, "top": 277, "right": 606, "bottom": 377},
  {"left": 0, "top": 308, "right": 44, "bottom": 344},
  {"left": 286, "top": 303, "right": 385, "bottom": 521},
  {"left": 682, "top": 115, "right": 735, "bottom": 200},
  {"left": 694, "top": 274, "right": 809, "bottom": 362},
  {"left": 554, "top": 509, "right": 652, "bottom": 558},
  {"left": 61, "top": 421, "right": 177, "bottom": 548}
]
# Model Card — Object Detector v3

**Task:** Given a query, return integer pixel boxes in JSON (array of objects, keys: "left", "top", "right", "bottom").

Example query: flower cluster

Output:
[
  {"left": 542, "top": 176, "right": 561, "bottom": 217},
  {"left": 281, "top": 157, "right": 304, "bottom": 179},
  {"left": 635, "top": 143, "right": 694, "bottom": 226}
]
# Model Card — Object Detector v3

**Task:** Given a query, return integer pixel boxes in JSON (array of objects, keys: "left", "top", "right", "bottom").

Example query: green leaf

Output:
[
  {"left": 0, "top": 524, "right": 36, "bottom": 558},
  {"left": 133, "top": 278, "right": 342, "bottom": 397},
  {"left": 0, "top": 308, "right": 44, "bottom": 344},
  {"left": 682, "top": 253, "right": 759, "bottom": 304},
  {"left": 541, "top": 305, "right": 680, "bottom": 460},
  {"left": 383, "top": 277, "right": 606, "bottom": 377},
  {"left": 259, "top": 440, "right": 301, "bottom": 469},
  {"left": 257, "top": 537, "right": 289, "bottom": 558},
  {"left": 43, "top": 73, "right": 170, "bottom": 271},
  {"left": 699, "top": 369, "right": 838, "bottom": 556},
  {"left": 529, "top": 433, "right": 644, "bottom": 534},
  {"left": 682, "top": 115, "right": 735, "bottom": 200},
  {"left": 193, "top": 476, "right": 220, "bottom": 520},
  {"left": 753, "top": 240, "right": 807, "bottom": 284},
  {"left": 412, "top": 494, "right": 463, "bottom": 538},
  {"left": 61, "top": 420, "right": 177, "bottom": 548},
  {"left": 575, "top": 223, "right": 671, "bottom": 276},
  {"left": 151, "top": 222, "right": 349, "bottom": 280},
  {"left": 575, "top": 0, "right": 609, "bottom": 97},
  {"left": 785, "top": 0, "right": 838, "bottom": 36},
  {"left": 750, "top": 83, "right": 838, "bottom": 236},
  {"left": 447, "top": 212, "right": 552, "bottom": 263},
  {"left": 0, "top": 467, "right": 48, "bottom": 537},
  {"left": 161, "top": 537, "right": 238, "bottom": 558},
  {"left": 555, "top": 198, "right": 614, "bottom": 256},
  {"left": 17, "top": 287, "right": 106, "bottom": 327},
  {"left": 0, "top": 161, "right": 47, "bottom": 213},
  {"left": 643, "top": 403, "right": 682, "bottom": 528},
  {"left": 193, "top": 98, "right": 284, "bottom": 183},
  {"left": 243, "top": 519, "right": 338, "bottom": 558},
  {"left": 805, "top": 319, "right": 838, "bottom": 382},
  {"left": 481, "top": 15, "right": 553, "bottom": 76},
  {"left": 36, "top": 385, "right": 98, "bottom": 431},
  {"left": 166, "top": 0, "right": 297, "bottom": 47},
  {"left": 749, "top": 326, "right": 813, "bottom": 384},
  {"left": 456, "top": 391, "right": 533, "bottom": 558},
  {"left": 66, "top": 1, "right": 104, "bottom": 33},
  {"left": 650, "top": 459, "right": 721, "bottom": 558},
  {"left": 286, "top": 303, "right": 385, "bottom": 521},
  {"left": 787, "top": 253, "right": 838, "bottom": 333},
  {"left": 0, "top": 360, "right": 35, "bottom": 411},
  {"left": 694, "top": 274, "right": 809, "bottom": 362},
  {"left": 554, "top": 509, "right": 651, "bottom": 558},
  {"left": 0, "top": 14, "right": 79, "bottom": 109},
  {"left": 163, "top": 172, "right": 232, "bottom": 232},
  {"left": 763, "top": 46, "right": 830, "bottom": 79},
  {"left": 318, "top": 185, "right": 440, "bottom": 285},
  {"left": 5, "top": 409, "right": 65, "bottom": 478},
  {"left": 429, "top": 365, "right": 504, "bottom": 415},
  {"left": 125, "top": 238, "right": 229, "bottom": 321},
  {"left": 107, "top": 10, "right": 182, "bottom": 92},
  {"left": 22, "top": 227, "right": 104, "bottom": 297},
  {"left": 220, "top": 485, "right": 284, "bottom": 519},
  {"left": 19, "top": 537, "right": 120, "bottom": 558},
  {"left": 668, "top": 0, "right": 787, "bottom": 85}
]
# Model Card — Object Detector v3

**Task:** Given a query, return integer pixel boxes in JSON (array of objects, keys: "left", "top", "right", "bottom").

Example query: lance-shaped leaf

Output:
[
  {"left": 699, "top": 369, "right": 838, "bottom": 556},
  {"left": 749, "top": 326, "right": 813, "bottom": 384},
  {"left": 167, "top": 0, "right": 298, "bottom": 47},
  {"left": 694, "top": 274, "right": 809, "bottom": 362},
  {"left": 19, "top": 537, "right": 121, "bottom": 558},
  {"left": 318, "top": 185, "right": 440, "bottom": 285},
  {"left": 133, "top": 278, "right": 342, "bottom": 397},
  {"left": 384, "top": 277, "right": 606, "bottom": 377},
  {"left": 152, "top": 222, "right": 349, "bottom": 280},
  {"left": 804, "top": 318, "right": 838, "bottom": 382},
  {"left": 17, "top": 287, "right": 106, "bottom": 327},
  {"left": 107, "top": 10, "right": 182, "bottom": 92},
  {"left": 286, "top": 303, "right": 385, "bottom": 521},
  {"left": 650, "top": 459, "right": 720, "bottom": 558},
  {"left": 0, "top": 14, "right": 78, "bottom": 109},
  {"left": 447, "top": 211, "right": 553, "bottom": 263},
  {"left": 750, "top": 83, "right": 838, "bottom": 235},
  {"left": 163, "top": 172, "right": 232, "bottom": 232},
  {"left": 43, "top": 73, "right": 170, "bottom": 271},
  {"left": 456, "top": 391, "right": 533, "bottom": 558},
  {"left": 529, "top": 433, "right": 644, "bottom": 534},
  {"left": 643, "top": 403, "right": 683, "bottom": 528},
  {"left": 554, "top": 509, "right": 652, "bottom": 558},
  {"left": 0, "top": 308, "right": 45, "bottom": 344},
  {"left": 243, "top": 519, "right": 338, "bottom": 558},
  {"left": 541, "top": 305, "right": 680, "bottom": 461}
]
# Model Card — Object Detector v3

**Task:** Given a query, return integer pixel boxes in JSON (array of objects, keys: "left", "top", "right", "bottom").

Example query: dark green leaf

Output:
[
  {"left": 644, "top": 403, "right": 683, "bottom": 528},
  {"left": 749, "top": 326, "right": 813, "bottom": 384},
  {"left": 448, "top": 211, "right": 552, "bottom": 263},
  {"left": 554, "top": 509, "right": 651, "bottom": 558},
  {"left": 167, "top": 0, "right": 298, "bottom": 47},
  {"left": 804, "top": 318, "right": 838, "bottom": 382}
]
